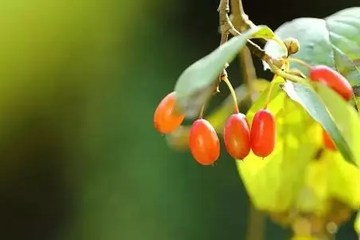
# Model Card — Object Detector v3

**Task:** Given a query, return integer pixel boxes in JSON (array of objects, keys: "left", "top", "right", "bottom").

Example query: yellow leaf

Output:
[{"left": 238, "top": 78, "right": 320, "bottom": 212}]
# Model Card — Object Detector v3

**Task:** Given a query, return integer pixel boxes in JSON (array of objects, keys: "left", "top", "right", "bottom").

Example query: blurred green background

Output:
[{"left": 0, "top": 0, "right": 358, "bottom": 239}]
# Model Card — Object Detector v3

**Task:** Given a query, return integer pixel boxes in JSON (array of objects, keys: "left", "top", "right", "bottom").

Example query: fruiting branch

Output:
[
  {"left": 218, "top": 0, "right": 284, "bottom": 69},
  {"left": 156, "top": 3, "right": 360, "bottom": 240}
]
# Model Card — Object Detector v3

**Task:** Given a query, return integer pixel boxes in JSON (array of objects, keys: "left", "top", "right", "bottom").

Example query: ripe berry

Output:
[
  {"left": 250, "top": 109, "right": 276, "bottom": 158},
  {"left": 322, "top": 129, "right": 336, "bottom": 151},
  {"left": 189, "top": 119, "right": 220, "bottom": 165},
  {"left": 223, "top": 113, "right": 250, "bottom": 160},
  {"left": 310, "top": 65, "right": 353, "bottom": 101},
  {"left": 154, "top": 92, "right": 185, "bottom": 134}
]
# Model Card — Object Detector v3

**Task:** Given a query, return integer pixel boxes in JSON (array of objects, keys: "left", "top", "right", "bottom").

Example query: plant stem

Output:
[
  {"left": 219, "top": 0, "right": 267, "bottom": 62},
  {"left": 270, "top": 64, "right": 308, "bottom": 84},
  {"left": 199, "top": 104, "right": 205, "bottom": 119},
  {"left": 222, "top": 74, "right": 240, "bottom": 113},
  {"left": 286, "top": 57, "right": 313, "bottom": 69},
  {"left": 228, "top": 27, "right": 285, "bottom": 69},
  {"left": 245, "top": 204, "right": 266, "bottom": 240},
  {"left": 230, "top": 0, "right": 257, "bottom": 97},
  {"left": 218, "top": 0, "right": 230, "bottom": 31},
  {"left": 230, "top": 0, "right": 255, "bottom": 31},
  {"left": 264, "top": 78, "right": 278, "bottom": 109},
  {"left": 239, "top": 48, "right": 257, "bottom": 92}
]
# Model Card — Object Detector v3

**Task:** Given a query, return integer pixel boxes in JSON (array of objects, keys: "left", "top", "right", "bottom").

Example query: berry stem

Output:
[
  {"left": 264, "top": 76, "right": 278, "bottom": 109},
  {"left": 269, "top": 64, "right": 308, "bottom": 84},
  {"left": 286, "top": 57, "right": 312, "bottom": 69},
  {"left": 222, "top": 74, "right": 240, "bottom": 113},
  {"left": 264, "top": 61, "right": 289, "bottom": 109},
  {"left": 284, "top": 59, "right": 290, "bottom": 72},
  {"left": 199, "top": 104, "right": 205, "bottom": 119}
]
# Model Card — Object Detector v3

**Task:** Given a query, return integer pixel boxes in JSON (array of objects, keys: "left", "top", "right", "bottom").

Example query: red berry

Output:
[
  {"left": 322, "top": 129, "right": 336, "bottom": 151},
  {"left": 154, "top": 92, "right": 185, "bottom": 134},
  {"left": 250, "top": 109, "right": 276, "bottom": 158},
  {"left": 189, "top": 119, "right": 220, "bottom": 165},
  {"left": 223, "top": 113, "right": 250, "bottom": 160},
  {"left": 310, "top": 65, "right": 353, "bottom": 101}
]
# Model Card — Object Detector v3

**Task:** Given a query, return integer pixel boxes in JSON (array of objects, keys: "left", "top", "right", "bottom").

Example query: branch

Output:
[
  {"left": 230, "top": 0, "right": 257, "bottom": 96},
  {"left": 228, "top": 27, "right": 283, "bottom": 68},
  {"left": 230, "top": 0, "right": 255, "bottom": 31},
  {"left": 218, "top": 0, "right": 284, "bottom": 69}
]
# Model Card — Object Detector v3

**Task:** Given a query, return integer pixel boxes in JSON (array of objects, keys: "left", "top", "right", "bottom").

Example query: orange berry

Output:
[
  {"left": 310, "top": 65, "right": 353, "bottom": 101},
  {"left": 250, "top": 109, "right": 276, "bottom": 158},
  {"left": 189, "top": 119, "right": 220, "bottom": 165},
  {"left": 223, "top": 113, "right": 250, "bottom": 160},
  {"left": 154, "top": 92, "right": 185, "bottom": 134},
  {"left": 322, "top": 129, "right": 336, "bottom": 151}
]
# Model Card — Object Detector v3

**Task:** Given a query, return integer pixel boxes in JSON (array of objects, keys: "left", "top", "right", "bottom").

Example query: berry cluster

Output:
[
  {"left": 154, "top": 91, "right": 276, "bottom": 165},
  {"left": 153, "top": 64, "right": 354, "bottom": 165},
  {"left": 309, "top": 65, "right": 353, "bottom": 151},
  {"left": 224, "top": 110, "right": 276, "bottom": 160}
]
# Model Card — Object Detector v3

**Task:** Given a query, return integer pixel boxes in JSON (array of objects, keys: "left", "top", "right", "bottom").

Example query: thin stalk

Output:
[
  {"left": 222, "top": 75, "right": 240, "bottom": 113},
  {"left": 199, "top": 104, "right": 205, "bottom": 119},
  {"left": 270, "top": 64, "right": 308, "bottom": 84},
  {"left": 286, "top": 57, "right": 313, "bottom": 69}
]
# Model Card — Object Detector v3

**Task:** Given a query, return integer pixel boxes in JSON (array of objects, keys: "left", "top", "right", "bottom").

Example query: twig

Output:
[
  {"left": 218, "top": 0, "right": 284, "bottom": 69},
  {"left": 217, "top": 0, "right": 230, "bottom": 85},
  {"left": 230, "top": 0, "right": 257, "bottom": 97},
  {"left": 230, "top": 0, "right": 255, "bottom": 31},
  {"left": 229, "top": 27, "right": 284, "bottom": 68},
  {"left": 218, "top": 0, "right": 230, "bottom": 33}
]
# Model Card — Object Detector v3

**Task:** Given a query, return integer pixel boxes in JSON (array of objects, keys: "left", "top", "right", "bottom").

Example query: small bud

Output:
[{"left": 283, "top": 37, "right": 300, "bottom": 55}]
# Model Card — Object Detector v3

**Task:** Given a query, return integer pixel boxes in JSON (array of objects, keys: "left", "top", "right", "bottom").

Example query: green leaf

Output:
[
  {"left": 174, "top": 26, "right": 277, "bottom": 118},
  {"left": 314, "top": 82, "right": 360, "bottom": 167},
  {"left": 264, "top": 7, "right": 360, "bottom": 86},
  {"left": 281, "top": 81, "right": 356, "bottom": 165}
]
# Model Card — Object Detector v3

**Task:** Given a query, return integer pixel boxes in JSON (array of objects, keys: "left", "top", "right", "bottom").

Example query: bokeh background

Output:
[{"left": 0, "top": 0, "right": 358, "bottom": 239}]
